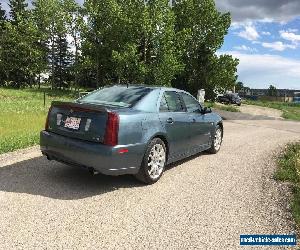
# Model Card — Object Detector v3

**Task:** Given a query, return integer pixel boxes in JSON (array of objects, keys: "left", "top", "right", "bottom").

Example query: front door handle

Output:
[
  {"left": 166, "top": 118, "right": 174, "bottom": 124},
  {"left": 188, "top": 116, "right": 196, "bottom": 123}
]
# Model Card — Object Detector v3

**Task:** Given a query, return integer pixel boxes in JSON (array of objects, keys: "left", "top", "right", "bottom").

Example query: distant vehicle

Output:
[
  {"left": 294, "top": 92, "right": 300, "bottom": 103},
  {"left": 217, "top": 93, "right": 242, "bottom": 106},
  {"left": 40, "top": 85, "right": 223, "bottom": 184}
]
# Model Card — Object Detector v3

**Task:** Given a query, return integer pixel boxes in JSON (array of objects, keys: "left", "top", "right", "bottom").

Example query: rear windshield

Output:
[{"left": 78, "top": 86, "right": 152, "bottom": 107}]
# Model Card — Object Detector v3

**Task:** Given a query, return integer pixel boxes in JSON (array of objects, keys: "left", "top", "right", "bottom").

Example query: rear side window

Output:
[
  {"left": 159, "top": 94, "right": 169, "bottom": 112},
  {"left": 160, "top": 91, "right": 184, "bottom": 112},
  {"left": 180, "top": 93, "right": 201, "bottom": 112}
]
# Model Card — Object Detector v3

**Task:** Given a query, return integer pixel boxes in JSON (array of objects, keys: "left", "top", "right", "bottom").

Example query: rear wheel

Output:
[
  {"left": 207, "top": 125, "right": 223, "bottom": 154},
  {"left": 135, "top": 138, "right": 166, "bottom": 184}
]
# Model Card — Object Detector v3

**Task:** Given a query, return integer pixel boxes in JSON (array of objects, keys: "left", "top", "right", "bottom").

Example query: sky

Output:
[
  {"left": 1, "top": 0, "right": 300, "bottom": 89},
  {"left": 215, "top": 0, "right": 300, "bottom": 89}
]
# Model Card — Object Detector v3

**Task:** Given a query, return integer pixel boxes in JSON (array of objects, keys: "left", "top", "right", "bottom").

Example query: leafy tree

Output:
[
  {"left": 1, "top": 1, "right": 46, "bottom": 88},
  {"left": 9, "top": 0, "right": 28, "bottom": 23},
  {"left": 173, "top": 0, "right": 237, "bottom": 99},
  {"left": 1, "top": 15, "right": 46, "bottom": 88},
  {"left": 205, "top": 54, "right": 239, "bottom": 98},
  {"left": 82, "top": 0, "right": 115, "bottom": 87},
  {"left": 235, "top": 81, "right": 244, "bottom": 92},
  {"left": 0, "top": 0, "right": 239, "bottom": 94},
  {"left": 268, "top": 84, "right": 278, "bottom": 97},
  {"left": 139, "top": 0, "right": 184, "bottom": 86},
  {"left": 63, "top": 0, "right": 84, "bottom": 88},
  {"left": 83, "top": 0, "right": 184, "bottom": 87},
  {"left": 33, "top": 0, "right": 69, "bottom": 89}
]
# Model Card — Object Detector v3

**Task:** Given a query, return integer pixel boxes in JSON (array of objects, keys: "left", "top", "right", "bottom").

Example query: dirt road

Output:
[
  {"left": 239, "top": 104, "right": 283, "bottom": 119},
  {"left": 0, "top": 116, "right": 299, "bottom": 249}
]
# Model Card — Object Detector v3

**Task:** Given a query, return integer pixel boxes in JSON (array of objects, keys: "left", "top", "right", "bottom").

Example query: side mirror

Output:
[{"left": 201, "top": 107, "right": 212, "bottom": 114}]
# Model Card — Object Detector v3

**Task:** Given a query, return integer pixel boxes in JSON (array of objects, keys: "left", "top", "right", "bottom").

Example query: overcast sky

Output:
[{"left": 1, "top": 0, "right": 300, "bottom": 89}]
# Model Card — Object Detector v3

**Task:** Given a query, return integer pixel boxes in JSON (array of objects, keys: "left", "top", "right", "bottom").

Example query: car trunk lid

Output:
[{"left": 46, "top": 101, "right": 113, "bottom": 143}]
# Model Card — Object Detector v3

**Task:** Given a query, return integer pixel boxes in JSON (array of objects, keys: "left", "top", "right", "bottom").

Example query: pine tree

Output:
[
  {"left": 0, "top": 3, "right": 7, "bottom": 85},
  {"left": 52, "top": 35, "right": 72, "bottom": 89},
  {"left": 0, "top": 3, "right": 6, "bottom": 22}
]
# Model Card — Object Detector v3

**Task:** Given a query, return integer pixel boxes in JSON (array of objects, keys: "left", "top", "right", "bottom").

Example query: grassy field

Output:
[
  {"left": 275, "top": 143, "right": 300, "bottom": 228},
  {"left": 0, "top": 88, "right": 77, "bottom": 154},
  {"left": 244, "top": 100, "right": 300, "bottom": 121}
]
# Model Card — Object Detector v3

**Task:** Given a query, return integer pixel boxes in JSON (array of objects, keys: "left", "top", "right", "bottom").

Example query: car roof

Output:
[{"left": 110, "top": 84, "right": 188, "bottom": 93}]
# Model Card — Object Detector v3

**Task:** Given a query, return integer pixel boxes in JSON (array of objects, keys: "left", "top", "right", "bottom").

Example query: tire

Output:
[
  {"left": 207, "top": 125, "right": 223, "bottom": 154},
  {"left": 134, "top": 138, "right": 167, "bottom": 184}
]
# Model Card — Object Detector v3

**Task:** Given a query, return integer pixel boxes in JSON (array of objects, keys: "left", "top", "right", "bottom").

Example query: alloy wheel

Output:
[{"left": 147, "top": 144, "right": 166, "bottom": 179}]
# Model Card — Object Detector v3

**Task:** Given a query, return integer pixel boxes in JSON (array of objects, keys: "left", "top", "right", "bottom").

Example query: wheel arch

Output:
[{"left": 216, "top": 121, "right": 224, "bottom": 137}]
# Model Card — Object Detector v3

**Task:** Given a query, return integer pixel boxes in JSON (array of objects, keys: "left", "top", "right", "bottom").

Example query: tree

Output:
[
  {"left": 83, "top": 0, "right": 184, "bottom": 87},
  {"left": 9, "top": 0, "right": 28, "bottom": 23},
  {"left": 52, "top": 35, "right": 72, "bottom": 88},
  {"left": 0, "top": 0, "right": 238, "bottom": 92},
  {"left": 33, "top": 0, "right": 69, "bottom": 89},
  {"left": 1, "top": 1, "right": 46, "bottom": 88},
  {"left": 173, "top": 0, "right": 237, "bottom": 99},
  {"left": 0, "top": 3, "right": 7, "bottom": 85},
  {"left": 63, "top": 0, "right": 84, "bottom": 88},
  {"left": 82, "top": 0, "right": 114, "bottom": 87},
  {"left": 0, "top": 3, "right": 6, "bottom": 23},
  {"left": 235, "top": 81, "right": 244, "bottom": 92},
  {"left": 1, "top": 15, "right": 46, "bottom": 88},
  {"left": 268, "top": 84, "right": 277, "bottom": 97},
  {"left": 205, "top": 54, "right": 239, "bottom": 98},
  {"left": 138, "top": 0, "right": 184, "bottom": 86}
]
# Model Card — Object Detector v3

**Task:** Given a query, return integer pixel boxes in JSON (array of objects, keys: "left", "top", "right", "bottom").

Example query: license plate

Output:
[{"left": 64, "top": 117, "right": 81, "bottom": 130}]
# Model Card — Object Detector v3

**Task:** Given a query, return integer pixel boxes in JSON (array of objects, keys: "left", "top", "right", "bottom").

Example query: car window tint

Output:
[
  {"left": 159, "top": 94, "right": 169, "bottom": 112},
  {"left": 181, "top": 93, "right": 201, "bottom": 112},
  {"left": 78, "top": 86, "right": 152, "bottom": 107},
  {"left": 164, "top": 91, "right": 184, "bottom": 112}
]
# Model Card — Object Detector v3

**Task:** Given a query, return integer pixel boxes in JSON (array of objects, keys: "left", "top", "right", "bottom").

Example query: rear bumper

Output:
[{"left": 40, "top": 130, "right": 146, "bottom": 176}]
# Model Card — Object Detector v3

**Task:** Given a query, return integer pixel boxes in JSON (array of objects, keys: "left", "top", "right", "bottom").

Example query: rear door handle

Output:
[{"left": 166, "top": 118, "right": 174, "bottom": 124}]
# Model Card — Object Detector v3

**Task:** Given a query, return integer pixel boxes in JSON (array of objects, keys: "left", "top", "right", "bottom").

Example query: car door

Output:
[
  {"left": 180, "top": 92, "right": 212, "bottom": 151},
  {"left": 158, "top": 91, "right": 190, "bottom": 161}
]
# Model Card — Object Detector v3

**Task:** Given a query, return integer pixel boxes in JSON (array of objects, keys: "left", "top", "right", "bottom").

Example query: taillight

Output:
[
  {"left": 45, "top": 106, "right": 53, "bottom": 130},
  {"left": 104, "top": 112, "right": 119, "bottom": 146}
]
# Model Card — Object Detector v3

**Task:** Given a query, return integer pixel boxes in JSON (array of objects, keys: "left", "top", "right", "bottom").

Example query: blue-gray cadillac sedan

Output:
[{"left": 40, "top": 85, "right": 223, "bottom": 184}]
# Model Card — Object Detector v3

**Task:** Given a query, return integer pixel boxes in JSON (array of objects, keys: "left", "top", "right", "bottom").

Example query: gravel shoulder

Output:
[{"left": 0, "top": 119, "right": 299, "bottom": 249}]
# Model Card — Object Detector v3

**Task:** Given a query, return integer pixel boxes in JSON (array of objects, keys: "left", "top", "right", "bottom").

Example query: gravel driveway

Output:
[
  {"left": 239, "top": 104, "right": 283, "bottom": 119},
  {"left": 0, "top": 117, "right": 299, "bottom": 249}
]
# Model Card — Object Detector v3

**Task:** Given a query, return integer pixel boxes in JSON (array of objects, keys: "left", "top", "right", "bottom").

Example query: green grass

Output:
[
  {"left": 0, "top": 87, "right": 77, "bottom": 154},
  {"left": 205, "top": 102, "right": 240, "bottom": 112},
  {"left": 275, "top": 143, "right": 300, "bottom": 227},
  {"left": 244, "top": 100, "right": 300, "bottom": 121}
]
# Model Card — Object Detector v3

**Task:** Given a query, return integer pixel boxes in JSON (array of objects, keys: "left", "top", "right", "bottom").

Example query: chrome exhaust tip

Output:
[{"left": 88, "top": 167, "right": 99, "bottom": 176}]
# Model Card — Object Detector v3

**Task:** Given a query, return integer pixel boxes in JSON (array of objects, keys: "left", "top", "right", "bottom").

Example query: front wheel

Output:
[
  {"left": 134, "top": 138, "right": 167, "bottom": 184},
  {"left": 207, "top": 125, "right": 223, "bottom": 154}
]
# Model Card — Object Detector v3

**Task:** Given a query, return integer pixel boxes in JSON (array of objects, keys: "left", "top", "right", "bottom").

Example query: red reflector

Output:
[
  {"left": 118, "top": 149, "right": 128, "bottom": 154},
  {"left": 104, "top": 112, "right": 119, "bottom": 146}
]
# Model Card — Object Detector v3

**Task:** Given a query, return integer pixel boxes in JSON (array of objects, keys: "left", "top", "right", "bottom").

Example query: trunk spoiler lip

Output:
[{"left": 51, "top": 101, "right": 110, "bottom": 113}]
